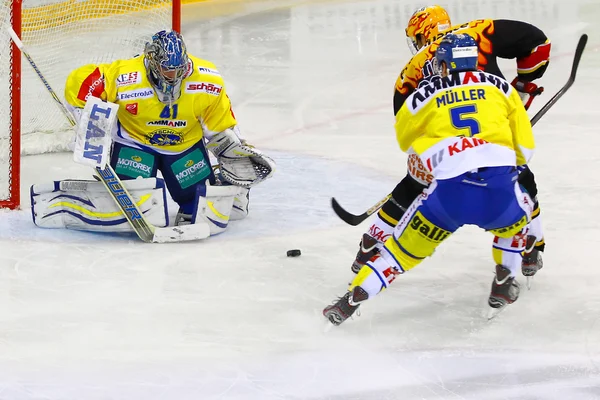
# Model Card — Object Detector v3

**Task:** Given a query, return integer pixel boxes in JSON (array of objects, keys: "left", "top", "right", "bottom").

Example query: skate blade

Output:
[
  {"left": 526, "top": 276, "right": 533, "bottom": 290},
  {"left": 323, "top": 319, "right": 334, "bottom": 333},
  {"left": 487, "top": 305, "right": 507, "bottom": 321}
]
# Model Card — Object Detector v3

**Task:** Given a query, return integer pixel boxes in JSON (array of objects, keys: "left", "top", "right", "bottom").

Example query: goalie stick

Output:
[
  {"left": 7, "top": 27, "right": 209, "bottom": 243},
  {"left": 332, "top": 33, "right": 588, "bottom": 226}
]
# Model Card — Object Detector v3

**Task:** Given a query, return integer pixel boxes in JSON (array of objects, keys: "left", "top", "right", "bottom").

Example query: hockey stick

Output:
[
  {"left": 531, "top": 33, "right": 587, "bottom": 126},
  {"left": 332, "top": 33, "right": 588, "bottom": 227},
  {"left": 331, "top": 194, "right": 391, "bottom": 226},
  {"left": 8, "top": 27, "right": 210, "bottom": 243}
]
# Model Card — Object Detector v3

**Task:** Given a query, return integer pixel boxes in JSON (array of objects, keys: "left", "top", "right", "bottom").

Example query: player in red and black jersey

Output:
[
  {"left": 396, "top": 13, "right": 550, "bottom": 114},
  {"left": 350, "top": 6, "right": 547, "bottom": 284}
]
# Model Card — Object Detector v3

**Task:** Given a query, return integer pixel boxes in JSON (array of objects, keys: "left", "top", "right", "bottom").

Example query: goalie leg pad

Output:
[
  {"left": 231, "top": 187, "right": 250, "bottom": 221},
  {"left": 177, "top": 183, "right": 243, "bottom": 235},
  {"left": 31, "top": 178, "right": 168, "bottom": 232}
]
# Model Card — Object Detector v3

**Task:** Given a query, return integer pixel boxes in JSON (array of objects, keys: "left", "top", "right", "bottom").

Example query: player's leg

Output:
[
  {"left": 351, "top": 173, "right": 428, "bottom": 273},
  {"left": 158, "top": 140, "right": 242, "bottom": 235},
  {"left": 325, "top": 181, "right": 457, "bottom": 325},
  {"left": 487, "top": 181, "right": 535, "bottom": 308},
  {"left": 518, "top": 166, "right": 544, "bottom": 276}
]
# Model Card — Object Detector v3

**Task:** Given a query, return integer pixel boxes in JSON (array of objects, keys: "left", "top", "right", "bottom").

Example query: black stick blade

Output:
[{"left": 331, "top": 197, "right": 368, "bottom": 226}]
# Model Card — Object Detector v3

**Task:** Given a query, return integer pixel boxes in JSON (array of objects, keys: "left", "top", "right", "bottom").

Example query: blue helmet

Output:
[
  {"left": 144, "top": 30, "right": 189, "bottom": 103},
  {"left": 435, "top": 33, "right": 479, "bottom": 74}
]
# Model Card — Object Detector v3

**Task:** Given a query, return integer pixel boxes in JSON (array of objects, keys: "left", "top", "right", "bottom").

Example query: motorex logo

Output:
[
  {"left": 172, "top": 152, "right": 211, "bottom": 188},
  {"left": 117, "top": 157, "right": 152, "bottom": 174},
  {"left": 118, "top": 88, "right": 154, "bottom": 101},
  {"left": 176, "top": 159, "right": 208, "bottom": 181}
]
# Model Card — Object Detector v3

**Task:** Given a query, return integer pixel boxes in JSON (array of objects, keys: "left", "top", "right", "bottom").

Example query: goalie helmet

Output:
[
  {"left": 435, "top": 33, "right": 479, "bottom": 74},
  {"left": 405, "top": 5, "right": 451, "bottom": 54},
  {"left": 144, "top": 30, "right": 189, "bottom": 103}
]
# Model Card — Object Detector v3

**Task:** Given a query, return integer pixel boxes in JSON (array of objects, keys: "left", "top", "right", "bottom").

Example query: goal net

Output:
[{"left": 0, "top": 0, "right": 181, "bottom": 209}]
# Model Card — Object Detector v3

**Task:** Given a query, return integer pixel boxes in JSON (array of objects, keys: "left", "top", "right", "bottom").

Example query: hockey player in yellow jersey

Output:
[
  {"left": 59, "top": 30, "right": 275, "bottom": 236},
  {"left": 350, "top": 5, "right": 547, "bottom": 285},
  {"left": 324, "top": 34, "right": 535, "bottom": 326}
]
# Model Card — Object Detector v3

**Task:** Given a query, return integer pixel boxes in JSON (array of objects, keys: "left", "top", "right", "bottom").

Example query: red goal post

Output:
[{"left": 0, "top": 0, "right": 181, "bottom": 209}]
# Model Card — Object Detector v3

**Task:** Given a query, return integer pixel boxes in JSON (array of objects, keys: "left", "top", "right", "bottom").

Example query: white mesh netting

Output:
[{"left": 0, "top": 0, "right": 175, "bottom": 204}]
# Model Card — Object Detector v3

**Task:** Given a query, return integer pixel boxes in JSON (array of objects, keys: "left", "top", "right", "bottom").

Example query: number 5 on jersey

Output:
[{"left": 450, "top": 104, "right": 480, "bottom": 137}]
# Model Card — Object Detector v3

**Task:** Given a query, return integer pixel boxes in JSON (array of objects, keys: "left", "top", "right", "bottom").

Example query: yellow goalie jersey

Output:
[
  {"left": 395, "top": 70, "right": 534, "bottom": 180},
  {"left": 64, "top": 55, "right": 237, "bottom": 154}
]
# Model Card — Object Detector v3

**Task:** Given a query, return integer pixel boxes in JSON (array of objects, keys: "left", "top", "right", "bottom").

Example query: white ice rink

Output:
[{"left": 1, "top": 0, "right": 599, "bottom": 398}]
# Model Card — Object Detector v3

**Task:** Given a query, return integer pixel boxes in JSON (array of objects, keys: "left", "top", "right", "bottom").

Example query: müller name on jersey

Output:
[{"left": 410, "top": 71, "right": 511, "bottom": 110}]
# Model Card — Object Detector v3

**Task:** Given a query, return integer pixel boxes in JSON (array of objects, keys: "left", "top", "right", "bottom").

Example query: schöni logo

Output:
[{"left": 186, "top": 82, "right": 222, "bottom": 96}]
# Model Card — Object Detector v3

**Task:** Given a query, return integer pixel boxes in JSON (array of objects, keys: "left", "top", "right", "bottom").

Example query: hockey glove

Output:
[
  {"left": 511, "top": 77, "right": 544, "bottom": 111},
  {"left": 206, "top": 128, "right": 275, "bottom": 188}
]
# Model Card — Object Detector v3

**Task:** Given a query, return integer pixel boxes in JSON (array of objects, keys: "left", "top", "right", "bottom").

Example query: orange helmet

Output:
[{"left": 405, "top": 5, "right": 451, "bottom": 54}]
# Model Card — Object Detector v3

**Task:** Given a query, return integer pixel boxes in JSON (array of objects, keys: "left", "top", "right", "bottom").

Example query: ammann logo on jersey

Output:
[
  {"left": 116, "top": 71, "right": 141, "bottom": 87},
  {"left": 171, "top": 149, "right": 211, "bottom": 189},
  {"left": 147, "top": 120, "right": 188, "bottom": 128},
  {"left": 185, "top": 82, "right": 222, "bottom": 96},
  {"left": 409, "top": 71, "right": 510, "bottom": 112},
  {"left": 118, "top": 88, "right": 154, "bottom": 101}
]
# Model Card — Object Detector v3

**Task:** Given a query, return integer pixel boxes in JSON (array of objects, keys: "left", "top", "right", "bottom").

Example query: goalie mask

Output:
[{"left": 144, "top": 30, "right": 190, "bottom": 103}]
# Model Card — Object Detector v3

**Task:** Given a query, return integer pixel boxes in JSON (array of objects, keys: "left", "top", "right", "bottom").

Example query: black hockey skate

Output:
[
  {"left": 351, "top": 233, "right": 381, "bottom": 274},
  {"left": 522, "top": 236, "right": 543, "bottom": 289},
  {"left": 323, "top": 286, "right": 369, "bottom": 326},
  {"left": 488, "top": 265, "right": 520, "bottom": 319}
]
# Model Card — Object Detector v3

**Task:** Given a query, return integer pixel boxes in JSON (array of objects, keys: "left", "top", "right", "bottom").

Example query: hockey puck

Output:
[{"left": 287, "top": 249, "right": 301, "bottom": 257}]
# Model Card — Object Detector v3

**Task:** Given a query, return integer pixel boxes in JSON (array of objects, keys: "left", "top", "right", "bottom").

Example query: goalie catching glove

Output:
[{"left": 206, "top": 128, "right": 275, "bottom": 188}]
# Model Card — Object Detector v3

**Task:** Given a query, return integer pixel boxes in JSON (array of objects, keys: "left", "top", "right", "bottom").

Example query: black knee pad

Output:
[
  {"left": 518, "top": 166, "right": 538, "bottom": 199},
  {"left": 381, "top": 174, "right": 427, "bottom": 221}
]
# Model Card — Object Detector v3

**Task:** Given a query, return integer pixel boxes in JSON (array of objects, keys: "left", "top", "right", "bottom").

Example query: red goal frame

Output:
[{"left": 0, "top": 0, "right": 181, "bottom": 209}]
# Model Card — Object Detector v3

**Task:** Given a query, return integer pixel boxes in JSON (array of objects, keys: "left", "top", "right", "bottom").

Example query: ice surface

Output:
[{"left": 0, "top": 0, "right": 599, "bottom": 398}]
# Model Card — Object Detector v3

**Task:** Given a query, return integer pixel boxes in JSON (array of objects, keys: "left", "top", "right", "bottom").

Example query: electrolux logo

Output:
[{"left": 119, "top": 88, "right": 154, "bottom": 101}]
